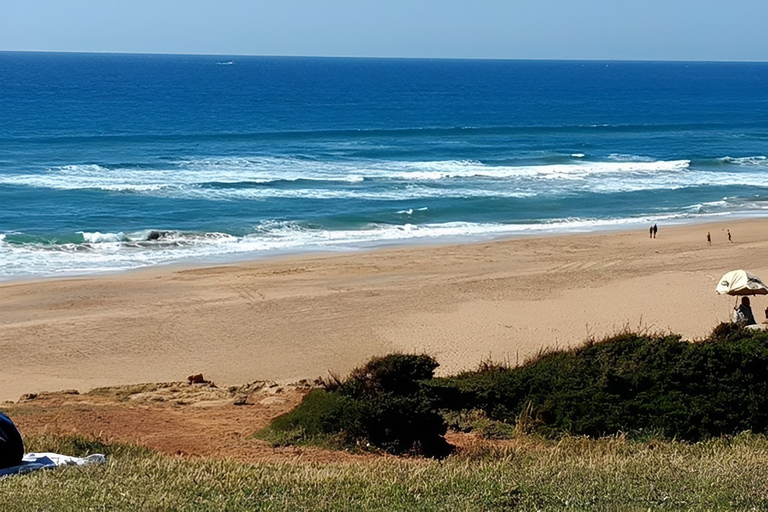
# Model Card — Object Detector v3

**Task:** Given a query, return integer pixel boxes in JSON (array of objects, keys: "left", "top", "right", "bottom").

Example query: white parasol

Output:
[{"left": 716, "top": 270, "right": 768, "bottom": 296}]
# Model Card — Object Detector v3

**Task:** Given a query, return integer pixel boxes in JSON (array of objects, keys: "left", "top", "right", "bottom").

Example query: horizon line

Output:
[{"left": 1, "top": 49, "right": 766, "bottom": 64}]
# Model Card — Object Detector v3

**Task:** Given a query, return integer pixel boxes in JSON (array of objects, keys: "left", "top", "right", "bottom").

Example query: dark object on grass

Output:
[{"left": 0, "top": 412, "right": 24, "bottom": 469}]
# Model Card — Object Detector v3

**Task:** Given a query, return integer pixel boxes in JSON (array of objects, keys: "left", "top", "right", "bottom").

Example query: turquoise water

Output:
[{"left": 1, "top": 53, "right": 768, "bottom": 279}]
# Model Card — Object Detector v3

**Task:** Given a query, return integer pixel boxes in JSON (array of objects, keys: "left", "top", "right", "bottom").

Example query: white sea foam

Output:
[
  {"left": 80, "top": 231, "right": 129, "bottom": 243},
  {"left": 397, "top": 207, "right": 428, "bottom": 215},
  {"left": 684, "top": 200, "right": 729, "bottom": 214},
  {"left": 606, "top": 154, "right": 655, "bottom": 162},
  {"left": 353, "top": 159, "right": 691, "bottom": 181},
  {"left": 4, "top": 156, "right": 768, "bottom": 204},
  {"left": 0, "top": 159, "right": 325, "bottom": 192},
  {"left": 0, "top": 157, "right": 691, "bottom": 191},
  {"left": 0, "top": 210, "right": 739, "bottom": 281},
  {"left": 719, "top": 156, "right": 767, "bottom": 166}
]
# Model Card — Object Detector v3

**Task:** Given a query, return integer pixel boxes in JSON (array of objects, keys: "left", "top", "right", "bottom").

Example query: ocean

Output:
[{"left": 1, "top": 52, "right": 767, "bottom": 280}]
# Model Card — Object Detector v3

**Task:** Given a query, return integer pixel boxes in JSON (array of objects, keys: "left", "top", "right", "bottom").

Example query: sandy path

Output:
[{"left": 1, "top": 219, "right": 766, "bottom": 402}]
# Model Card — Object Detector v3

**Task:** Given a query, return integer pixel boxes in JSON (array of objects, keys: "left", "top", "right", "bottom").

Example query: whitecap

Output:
[
  {"left": 606, "top": 154, "right": 655, "bottom": 162},
  {"left": 80, "top": 231, "right": 128, "bottom": 243},
  {"left": 719, "top": 155, "right": 767, "bottom": 166},
  {"left": 0, "top": 157, "right": 693, "bottom": 198}
]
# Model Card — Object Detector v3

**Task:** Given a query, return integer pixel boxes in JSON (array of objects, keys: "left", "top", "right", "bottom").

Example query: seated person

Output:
[
  {"left": 0, "top": 412, "right": 24, "bottom": 469},
  {"left": 733, "top": 296, "right": 757, "bottom": 326}
]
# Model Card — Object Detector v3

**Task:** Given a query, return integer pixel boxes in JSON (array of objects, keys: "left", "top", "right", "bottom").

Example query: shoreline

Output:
[
  {"left": 0, "top": 212, "right": 755, "bottom": 285},
  {"left": 2, "top": 216, "right": 768, "bottom": 402}
]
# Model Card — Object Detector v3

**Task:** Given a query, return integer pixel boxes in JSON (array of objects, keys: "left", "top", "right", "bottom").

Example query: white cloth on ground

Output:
[{"left": 0, "top": 452, "right": 106, "bottom": 478}]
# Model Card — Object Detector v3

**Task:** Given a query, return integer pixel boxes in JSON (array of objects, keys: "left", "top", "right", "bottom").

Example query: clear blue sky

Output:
[{"left": 2, "top": 0, "right": 766, "bottom": 61}]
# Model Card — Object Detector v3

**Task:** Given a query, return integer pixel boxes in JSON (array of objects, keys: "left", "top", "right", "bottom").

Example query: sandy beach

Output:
[{"left": 2, "top": 218, "right": 768, "bottom": 403}]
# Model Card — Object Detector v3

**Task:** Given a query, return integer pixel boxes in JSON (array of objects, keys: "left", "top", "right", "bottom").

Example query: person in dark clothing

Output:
[
  {"left": 0, "top": 412, "right": 24, "bottom": 469},
  {"left": 734, "top": 296, "right": 757, "bottom": 326},
  {"left": 652, "top": 224, "right": 658, "bottom": 238}
]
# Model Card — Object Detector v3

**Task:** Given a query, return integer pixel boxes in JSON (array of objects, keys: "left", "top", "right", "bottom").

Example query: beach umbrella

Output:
[{"left": 715, "top": 269, "right": 768, "bottom": 296}]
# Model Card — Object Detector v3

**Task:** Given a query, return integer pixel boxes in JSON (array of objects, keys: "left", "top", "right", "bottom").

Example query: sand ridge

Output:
[{"left": 2, "top": 219, "right": 767, "bottom": 402}]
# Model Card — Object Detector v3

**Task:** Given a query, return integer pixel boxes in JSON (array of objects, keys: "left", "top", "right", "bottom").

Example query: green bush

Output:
[
  {"left": 266, "top": 324, "right": 768, "bottom": 452},
  {"left": 342, "top": 353, "right": 439, "bottom": 397},
  {"left": 263, "top": 354, "right": 452, "bottom": 457},
  {"left": 433, "top": 325, "right": 768, "bottom": 441},
  {"left": 262, "top": 389, "right": 367, "bottom": 448}
]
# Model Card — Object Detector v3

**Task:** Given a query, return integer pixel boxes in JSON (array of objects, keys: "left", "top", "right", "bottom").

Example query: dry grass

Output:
[{"left": 2, "top": 432, "right": 768, "bottom": 510}]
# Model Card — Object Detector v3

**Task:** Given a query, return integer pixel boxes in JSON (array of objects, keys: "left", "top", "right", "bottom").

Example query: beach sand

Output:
[{"left": 2, "top": 219, "right": 768, "bottom": 403}]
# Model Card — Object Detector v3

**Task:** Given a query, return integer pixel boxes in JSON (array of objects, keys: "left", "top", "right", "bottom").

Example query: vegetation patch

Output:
[
  {"left": 442, "top": 409, "right": 517, "bottom": 440},
  {"left": 259, "top": 354, "right": 452, "bottom": 457},
  {"left": 432, "top": 324, "right": 768, "bottom": 440},
  {"left": 266, "top": 325, "right": 768, "bottom": 452}
]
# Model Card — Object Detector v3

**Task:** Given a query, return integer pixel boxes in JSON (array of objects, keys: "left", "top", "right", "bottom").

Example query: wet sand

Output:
[{"left": 2, "top": 219, "right": 766, "bottom": 402}]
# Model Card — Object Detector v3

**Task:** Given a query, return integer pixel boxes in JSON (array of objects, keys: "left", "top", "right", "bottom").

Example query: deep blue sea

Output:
[{"left": 1, "top": 52, "right": 767, "bottom": 280}]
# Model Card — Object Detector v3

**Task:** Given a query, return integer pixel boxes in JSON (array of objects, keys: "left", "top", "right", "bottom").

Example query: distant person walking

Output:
[
  {"left": 652, "top": 224, "right": 658, "bottom": 238},
  {"left": 707, "top": 232, "right": 711, "bottom": 246},
  {"left": 649, "top": 225, "right": 653, "bottom": 239},
  {"left": 728, "top": 229, "right": 732, "bottom": 243}
]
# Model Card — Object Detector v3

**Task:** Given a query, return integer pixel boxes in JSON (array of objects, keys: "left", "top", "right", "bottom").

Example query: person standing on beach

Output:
[
  {"left": 707, "top": 232, "right": 711, "bottom": 246},
  {"left": 649, "top": 226, "right": 653, "bottom": 238},
  {"left": 728, "top": 229, "right": 732, "bottom": 243},
  {"left": 652, "top": 224, "right": 658, "bottom": 238}
]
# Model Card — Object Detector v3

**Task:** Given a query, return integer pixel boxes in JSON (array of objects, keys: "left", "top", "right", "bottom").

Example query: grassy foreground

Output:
[{"left": 2, "top": 433, "right": 768, "bottom": 510}]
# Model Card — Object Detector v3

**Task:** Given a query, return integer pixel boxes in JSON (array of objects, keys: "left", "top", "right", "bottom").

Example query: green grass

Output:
[{"left": 2, "top": 433, "right": 768, "bottom": 510}]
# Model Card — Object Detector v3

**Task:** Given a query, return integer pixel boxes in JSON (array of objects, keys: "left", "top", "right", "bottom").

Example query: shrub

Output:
[
  {"left": 434, "top": 325, "right": 768, "bottom": 441},
  {"left": 263, "top": 354, "right": 452, "bottom": 457},
  {"left": 267, "top": 324, "right": 768, "bottom": 451},
  {"left": 709, "top": 321, "right": 754, "bottom": 342},
  {"left": 342, "top": 353, "right": 439, "bottom": 397},
  {"left": 262, "top": 389, "right": 367, "bottom": 448}
]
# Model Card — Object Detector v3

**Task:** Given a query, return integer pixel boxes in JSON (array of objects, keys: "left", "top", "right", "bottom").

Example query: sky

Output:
[{"left": 1, "top": 0, "right": 766, "bottom": 61}]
